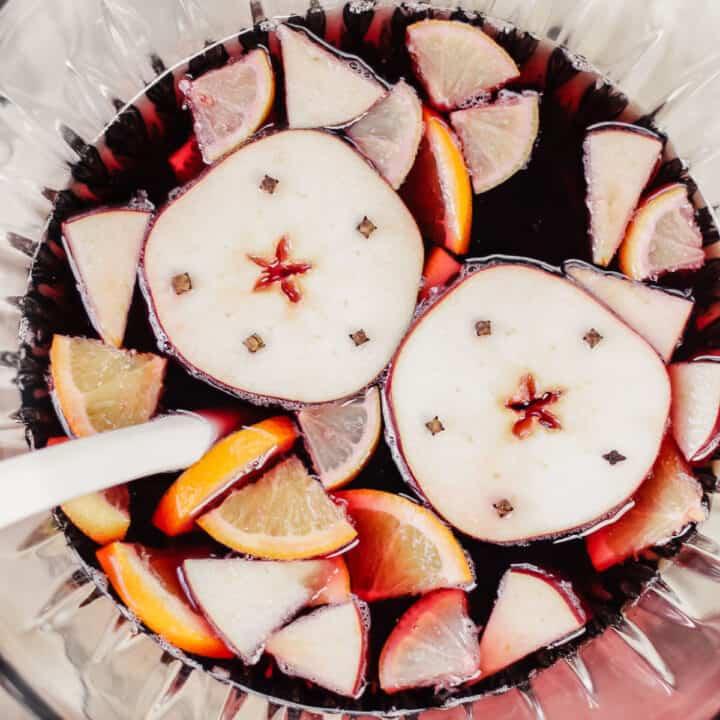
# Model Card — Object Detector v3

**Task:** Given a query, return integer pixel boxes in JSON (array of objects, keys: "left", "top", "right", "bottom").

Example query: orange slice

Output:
[
  {"left": 181, "top": 48, "right": 275, "bottom": 163},
  {"left": 406, "top": 19, "right": 519, "bottom": 110},
  {"left": 401, "top": 107, "right": 472, "bottom": 254},
  {"left": 619, "top": 183, "right": 705, "bottom": 281},
  {"left": 197, "top": 456, "right": 357, "bottom": 560},
  {"left": 96, "top": 542, "right": 232, "bottom": 659},
  {"left": 297, "top": 386, "right": 381, "bottom": 491},
  {"left": 47, "top": 436, "right": 131, "bottom": 545},
  {"left": 50, "top": 335, "right": 166, "bottom": 437},
  {"left": 153, "top": 416, "right": 298, "bottom": 536},
  {"left": 335, "top": 489, "right": 474, "bottom": 601},
  {"left": 419, "top": 246, "right": 462, "bottom": 301},
  {"left": 309, "top": 556, "right": 352, "bottom": 607}
]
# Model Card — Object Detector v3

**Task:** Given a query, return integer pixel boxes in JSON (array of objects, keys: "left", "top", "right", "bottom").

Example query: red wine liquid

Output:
[{"left": 16, "top": 4, "right": 718, "bottom": 713}]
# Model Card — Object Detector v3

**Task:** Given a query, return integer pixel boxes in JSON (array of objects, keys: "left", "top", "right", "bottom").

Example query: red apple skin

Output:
[
  {"left": 139, "top": 128, "right": 422, "bottom": 411},
  {"left": 384, "top": 258, "right": 671, "bottom": 544}
]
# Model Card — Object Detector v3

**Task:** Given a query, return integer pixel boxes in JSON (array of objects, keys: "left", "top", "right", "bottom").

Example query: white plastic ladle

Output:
[{"left": 0, "top": 409, "right": 240, "bottom": 529}]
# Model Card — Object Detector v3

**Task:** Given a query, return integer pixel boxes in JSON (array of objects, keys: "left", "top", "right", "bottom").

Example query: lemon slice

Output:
[{"left": 297, "top": 386, "right": 381, "bottom": 490}]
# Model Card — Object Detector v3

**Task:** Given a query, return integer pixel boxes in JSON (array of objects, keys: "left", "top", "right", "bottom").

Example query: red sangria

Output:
[{"left": 17, "top": 3, "right": 720, "bottom": 714}]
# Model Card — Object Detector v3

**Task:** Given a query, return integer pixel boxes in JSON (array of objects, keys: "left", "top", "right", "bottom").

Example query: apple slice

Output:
[
  {"left": 309, "top": 556, "right": 351, "bottom": 607},
  {"left": 479, "top": 565, "right": 587, "bottom": 677},
  {"left": 669, "top": 361, "right": 720, "bottom": 461},
  {"left": 564, "top": 260, "right": 693, "bottom": 362},
  {"left": 406, "top": 20, "right": 519, "bottom": 110},
  {"left": 265, "top": 600, "right": 368, "bottom": 698},
  {"left": 619, "top": 183, "right": 705, "bottom": 281},
  {"left": 142, "top": 129, "right": 423, "bottom": 405},
  {"left": 346, "top": 80, "right": 423, "bottom": 189},
  {"left": 450, "top": 91, "right": 540, "bottom": 194},
  {"left": 180, "top": 48, "right": 275, "bottom": 163},
  {"left": 277, "top": 24, "right": 385, "bottom": 129},
  {"left": 379, "top": 588, "right": 480, "bottom": 693},
  {"left": 386, "top": 262, "right": 671, "bottom": 543},
  {"left": 401, "top": 108, "right": 472, "bottom": 254},
  {"left": 62, "top": 208, "right": 151, "bottom": 348},
  {"left": 586, "top": 435, "right": 706, "bottom": 571},
  {"left": 583, "top": 123, "right": 662, "bottom": 266},
  {"left": 182, "top": 557, "right": 336, "bottom": 663}
]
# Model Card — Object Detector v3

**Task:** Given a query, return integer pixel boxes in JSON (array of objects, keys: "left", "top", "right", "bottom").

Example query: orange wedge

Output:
[
  {"left": 419, "top": 246, "right": 462, "bottom": 301},
  {"left": 401, "top": 107, "right": 472, "bottom": 255},
  {"left": 153, "top": 416, "right": 298, "bottom": 536},
  {"left": 197, "top": 456, "right": 357, "bottom": 560},
  {"left": 335, "top": 489, "right": 474, "bottom": 601},
  {"left": 96, "top": 542, "right": 232, "bottom": 659},
  {"left": 50, "top": 335, "right": 166, "bottom": 437},
  {"left": 309, "top": 556, "right": 352, "bottom": 607}
]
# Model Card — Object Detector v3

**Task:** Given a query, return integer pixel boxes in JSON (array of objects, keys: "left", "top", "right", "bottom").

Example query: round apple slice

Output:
[
  {"left": 450, "top": 91, "right": 540, "bottom": 194},
  {"left": 181, "top": 48, "right": 275, "bottom": 163},
  {"left": 406, "top": 20, "right": 519, "bottom": 110},
  {"left": 619, "top": 183, "right": 705, "bottom": 281},
  {"left": 386, "top": 262, "right": 671, "bottom": 543},
  {"left": 142, "top": 129, "right": 423, "bottom": 406},
  {"left": 346, "top": 80, "right": 423, "bottom": 189}
]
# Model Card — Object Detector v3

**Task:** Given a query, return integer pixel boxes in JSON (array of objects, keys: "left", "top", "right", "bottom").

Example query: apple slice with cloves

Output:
[
  {"left": 142, "top": 129, "right": 423, "bottom": 406},
  {"left": 182, "top": 557, "right": 337, "bottom": 664},
  {"left": 564, "top": 260, "right": 693, "bottom": 362},
  {"left": 670, "top": 360, "right": 720, "bottom": 461},
  {"left": 277, "top": 24, "right": 385, "bottom": 129},
  {"left": 584, "top": 122, "right": 663, "bottom": 266},
  {"left": 63, "top": 207, "right": 151, "bottom": 348},
  {"left": 386, "top": 262, "right": 671, "bottom": 543},
  {"left": 265, "top": 599, "right": 369, "bottom": 698},
  {"left": 478, "top": 565, "right": 587, "bottom": 677}
]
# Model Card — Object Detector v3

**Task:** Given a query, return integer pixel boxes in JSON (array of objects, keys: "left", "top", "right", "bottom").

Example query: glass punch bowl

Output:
[{"left": 2, "top": 0, "right": 720, "bottom": 718}]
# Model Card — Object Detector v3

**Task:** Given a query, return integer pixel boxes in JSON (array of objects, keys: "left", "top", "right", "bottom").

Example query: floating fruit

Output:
[
  {"left": 450, "top": 91, "right": 540, "bottom": 194},
  {"left": 478, "top": 565, "right": 586, "bottom": 677},
  {"left": 346, "top": 80, "right": 423, "bottom": 189},
  {"left": 153, "top": 416, "right": 298, "bottom": 536},
  {"left": 335, "top": 489, "right": 474, "bottom": 601},
  {"left": 277, "top": 24, "right": 385, "bottom": 128},
  {"left": 419, "top": 246, "right": 463, "bottom": 301},
  {"left": 583, "top": 123, "right": 662, "bottom": 266},
  {"left": 181, "top": 48, "right": 275, "bottom": 163},
  {"left": 183, "top": 557, "right": 335, "bottom": 663},
  {"left": 619, "top": 183, "right": 705, "bottom": 281},
  {"left": 401, "top": 108, "right": 472, "bottom": 254},
  {"left": 386, "top": 263, "right": 671, "bottom": 543},
  {"left": 62, "top": 208, "right": 151, "bottom": 348},
  {"left": 379, "top": 588, "right": 480, "bottom": 693},
  {"left": 297, "top": 386, "right": 381, "bottom": 490},
  {"left": 406, "top": 19, "right": 518, "bottom": 110},
  {"left": 669, "top": 361, "right": 720, "bottom": 461},
  {"left": 97, "top": 542, "right": 232, "bottom": 659},
  {"left": 586, "top": 436, "right": 706, "bottom": 571},
  {"left": 309, "top": 556, "right": 351, "bottom": 607},
  {"left": 564, "top": 260, "right": 693, "bottom": 362},
  {"left": 197, "top": 456, "right": 357, "bottom": 559},
  {"left": 142, "top": 129, "right": 423, "bottom": 405},
  {"left": 265, "top": 600, "right": 368, "bottom": 697}
]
